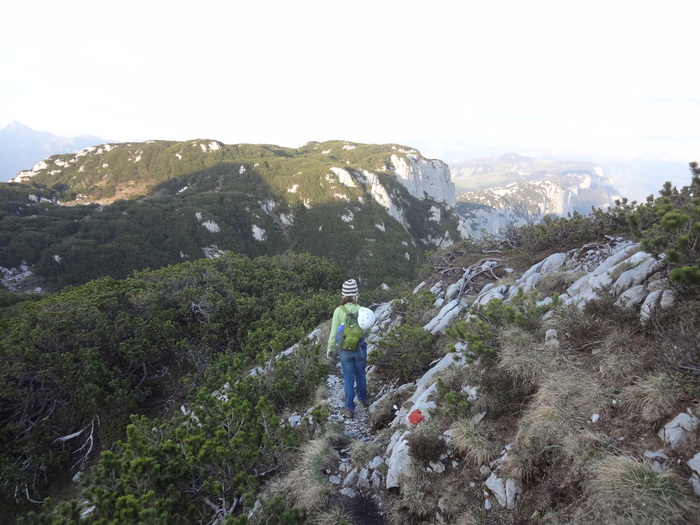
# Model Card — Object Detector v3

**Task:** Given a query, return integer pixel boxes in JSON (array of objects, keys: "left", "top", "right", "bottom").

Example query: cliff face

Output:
[
  {"left": 456, "top": 173, "right": 621, "bottom": 239},
  {"left": 389, "top": 153, "right": 455, "bottom": 206},
  {"left": 449, "top": 153, "right": 623, "bottom": 239}
]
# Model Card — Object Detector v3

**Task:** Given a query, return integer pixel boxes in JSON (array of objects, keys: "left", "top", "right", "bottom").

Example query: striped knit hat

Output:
[{"left": 342, "top": 279, "right": 359, "bottom": 297}]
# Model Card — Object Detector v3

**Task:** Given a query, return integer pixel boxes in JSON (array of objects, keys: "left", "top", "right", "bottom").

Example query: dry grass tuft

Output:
[
  {"left": 580, "top": 455, "right": 700, "bottom": 524},
  {"left": 449, "top": 419, "right": 495, "bottom": 467},
  {"left": 620, "top": 372, "right": 683, "bottom": 423},
  {"left": 453, "top": 510, "right": 485, "bottom": 525},
  {"left": 514, "top": 367, "right": 609, "bottom": 473},
  {"left": 271, "top": 436, "right": 339, "bottom": 510},
  {"left": 538, "top": 270, "right": 584, "bottom": 297},
  {"left": 395, "top": 474, "right": 438, "bottom": 519},
  {"left": 434, "top": 484, "right": 472, "bottom": 520},
  {"left": 596, "top": 327, "right": 650, "bottom": 383},
  {"left": 349, "top": 440, "right": 383, "bottom": 469},
  {"left": 502, "top": 446, "right": 540, "bottom": 484},
  {"left": 497, "top": 326, "right": 561, "bottom": 385},
  {"left": 314, "top": 507, "right": 353, "bottom": 525}
]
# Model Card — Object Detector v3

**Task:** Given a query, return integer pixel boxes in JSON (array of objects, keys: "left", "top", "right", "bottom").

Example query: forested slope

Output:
[{"left": 1, "top": 140, "right": 461, "bottom": 292}]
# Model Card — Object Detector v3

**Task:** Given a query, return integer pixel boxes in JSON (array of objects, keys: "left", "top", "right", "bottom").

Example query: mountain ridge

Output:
[{"left": 1, "top": 139, "right": 461, "bottom": 291}]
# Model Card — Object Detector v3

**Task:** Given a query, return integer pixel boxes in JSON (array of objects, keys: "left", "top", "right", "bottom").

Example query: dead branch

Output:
[
  {"left": 459, "top": 261, "right": 505, "bottom": 297},
  {"left": 71, "top": 416, "right": 99, "bottom": 470}
]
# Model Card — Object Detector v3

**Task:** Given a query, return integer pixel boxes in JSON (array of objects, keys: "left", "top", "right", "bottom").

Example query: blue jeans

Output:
[{"left": 339, "top": 341, "right": 367, "bottom": 411}]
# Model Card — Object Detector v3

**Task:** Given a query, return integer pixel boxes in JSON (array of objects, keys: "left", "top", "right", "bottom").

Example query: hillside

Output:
[
  {"left": 2, "top": 164, "right": 700, "bottom": 524},
  {"left": 1, "top": 140, "right": 461, "bottom": 291}
]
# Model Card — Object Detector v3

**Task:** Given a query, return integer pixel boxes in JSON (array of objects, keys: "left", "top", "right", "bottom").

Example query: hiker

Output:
[{"left": 327, "top": 279, "right": 374, "bottom": 419}]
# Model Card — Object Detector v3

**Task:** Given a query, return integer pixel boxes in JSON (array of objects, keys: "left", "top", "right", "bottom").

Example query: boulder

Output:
[
  {"left": 611, "top": 254, "right": 662, "bottom": 296},
  {"left": 658, "top": 410, "right": 700, "bottom": 448},
  {"left": 423, "top": 298, "right": 468, "bottom": 334},
  {"left": 386, "top": 431, "right": 412, "bottom": 489},
  {"left": 614, "top": 284, "right": 648, "bottom": 310},
  {"left": 517, "top": 252, "right": 567, "bottom": 284},
  {"left": 688, "top": 452, "right": 700, "bottom": 477}
]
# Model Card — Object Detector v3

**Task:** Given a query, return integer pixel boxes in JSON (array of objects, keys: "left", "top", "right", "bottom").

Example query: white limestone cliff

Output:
[{"left": 389, "top": 153, "right": 455, "bottom": 206}]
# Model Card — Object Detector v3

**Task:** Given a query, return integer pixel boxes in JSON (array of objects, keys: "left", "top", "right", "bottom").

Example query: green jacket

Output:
[{"left": 327, "top": 303, "right": 361, "bottom": 352}]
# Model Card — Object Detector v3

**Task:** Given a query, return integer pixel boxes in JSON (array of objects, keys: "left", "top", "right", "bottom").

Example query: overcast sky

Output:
[{"left": 1, "top": 0, "right": 698, "bottom": 163}]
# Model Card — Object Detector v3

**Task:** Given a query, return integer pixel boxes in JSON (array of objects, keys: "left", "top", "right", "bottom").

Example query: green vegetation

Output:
[
  {"left": 0, "top": 252, "right": 342, "bottom": 522},
  {"left": 628, "top": 161, "right": 700, "bottom": 288},
  {"left": 368, "top": 323, "right": 436, "bottom": 383},
  {"left": 0, "top": 140, "right": 460, "bottom": 291},
  {"left": 3, "top": 160, "right": 700, "bottom": 524}
]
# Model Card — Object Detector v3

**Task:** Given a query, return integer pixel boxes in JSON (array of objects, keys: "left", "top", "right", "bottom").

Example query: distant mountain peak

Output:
[
  {"left": 3, "top": 120, "right": 33, "bottom": 131},
  {"left": 0, "top": 123, "right": 109, "bottom": 181}
]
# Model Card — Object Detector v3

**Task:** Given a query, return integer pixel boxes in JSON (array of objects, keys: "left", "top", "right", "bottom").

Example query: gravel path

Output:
[
  {"left": 326, "top": 363, "right": 374, "bottom": 442},
  {"left": 324, "top": 362, "right": 387, "bottom": 524}
]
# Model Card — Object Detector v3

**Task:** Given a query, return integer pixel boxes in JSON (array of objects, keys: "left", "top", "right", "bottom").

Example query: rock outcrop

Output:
[{"left": 389, "top": 153, "right": 455, "bottom": 206}]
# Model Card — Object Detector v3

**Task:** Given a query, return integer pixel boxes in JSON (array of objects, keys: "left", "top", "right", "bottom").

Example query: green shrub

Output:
[
  {"left": 435, "top": 376, "right": 471, "bottom": 420},
  {"left": 0, "top": 252, "right": 342, "bottom": 512},
  {"left": 368, "top": 323, "right": 436, "bottom": 383},
  {"left": 630, "top": 163, "right": 700, "bottom": 291},
  {"left": 446, "top": 291, "right": 548, "bottom": 363}
]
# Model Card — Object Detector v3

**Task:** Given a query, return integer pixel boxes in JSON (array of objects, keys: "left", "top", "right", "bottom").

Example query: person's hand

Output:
[{"left": 326, "top": 348, "right": 333, "bottom": 359}]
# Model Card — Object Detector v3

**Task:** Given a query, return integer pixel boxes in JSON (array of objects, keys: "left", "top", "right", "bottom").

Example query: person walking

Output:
[{"left": 327, "top": 279, "right": 369, "bottom": 419}]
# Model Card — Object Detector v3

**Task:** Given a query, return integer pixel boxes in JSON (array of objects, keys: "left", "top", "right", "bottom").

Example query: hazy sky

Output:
[{"left": 1, "top": 0, "right": 698, "bottom": 163}]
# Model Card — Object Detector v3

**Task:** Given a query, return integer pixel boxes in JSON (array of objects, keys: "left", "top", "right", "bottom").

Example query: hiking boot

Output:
[
  {"left": 341, "top": 407, "right": 354, "bottom": 419},
  {"left": 359, "top": 398, "right": 370, "bottom": 408}
]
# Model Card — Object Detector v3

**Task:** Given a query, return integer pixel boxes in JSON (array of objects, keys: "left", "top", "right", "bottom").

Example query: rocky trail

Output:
[
  {"left": 281, "top": 237, "right": 700, "bottom": 524},
  {"left": 326, "top": 366, "right": 373, "bottom": 441},
  {"left": 323, "top": 361, "right": 389, "bottom": 524}
]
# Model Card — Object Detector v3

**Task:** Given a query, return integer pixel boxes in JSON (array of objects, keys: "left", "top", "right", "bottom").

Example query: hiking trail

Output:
[{"left": 324, "top": 360, "right": 388, "bottom": 524}]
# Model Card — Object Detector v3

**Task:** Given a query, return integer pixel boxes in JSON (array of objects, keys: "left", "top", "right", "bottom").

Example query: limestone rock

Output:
[
  {"left": 614, "top": 284, "right": 648, "bottom": 309},
  {"left": 485, "top": 473, "right": 507, "bottom": 507},
  {"left": 518, "top": 252, "right": 567, "bottom": 284},
  {"left": 658, "top": 411, "right": 700, "bottom": 448},
  {"left": 423, "top": 298, "right": 468, "bottom": 335},
  {"left": 688, "top": 452, "right": 700, "bottom": 477},
  {"left": 386, "top": 431, "right": 412, "bottom": 489},
  {"left": 368, "top": 456, "right": 384, "bottom": 469},
  {"left": 340, "top": 487, "right": 357, "bottom": 498}
]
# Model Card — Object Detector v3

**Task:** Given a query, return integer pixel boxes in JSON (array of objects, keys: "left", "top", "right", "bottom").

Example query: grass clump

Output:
[
  {"left": 620, "top": 372, "right": 683, "bottom": 423},
  {"left": 349, "top": 440, "right": 383, "bottom": 469},
  {"left": 579, "top": 455, "right": 700, "bottom": 524},
  {"left": 449, "top": 419, "right": 495, "bottom": 467},
  {"left": 537, "top": 269, "right": 584, "bottom": 297},
  {"left": 497, "top": 326, "right": 561, "bottom": 386},
  {"left": 269, "top": 435, "right": 339, "bottom": 511},
  {"left": 314, "top": 507, "right": 354, "bottom": 525},
  {"left": 596, "top": 327, "right": 646, "bottom": 382},
  {"left": 513, "top": 367, "right": 609, "bottom": 476}
]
